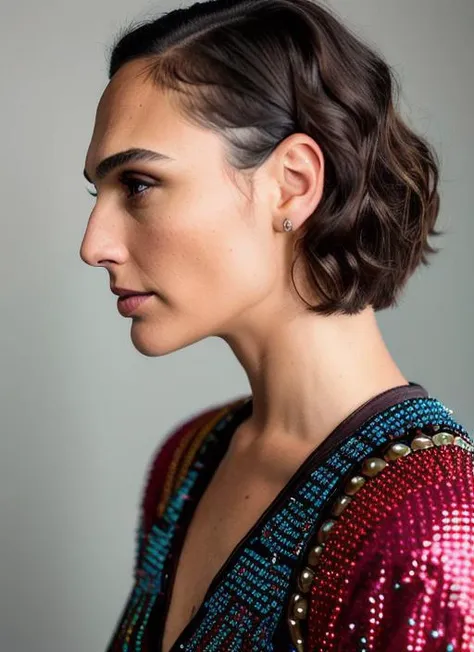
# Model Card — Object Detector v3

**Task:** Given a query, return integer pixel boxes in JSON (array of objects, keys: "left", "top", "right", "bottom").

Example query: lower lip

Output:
[{"left": 117, "top": 294, "right": 154, "bottom": 316}]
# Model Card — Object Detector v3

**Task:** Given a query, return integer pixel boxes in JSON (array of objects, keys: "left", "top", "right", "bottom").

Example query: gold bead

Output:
[
  {"left": 331, "top": 494, "right": 352, "bottom": 517},
  {"left": 432, "top": 432, "right": 455, "bottom": 446},
  {"left": 317, "top": 519, "right": 336, "bottom": 544},
  {"left": 291, "top": 593, "right": 308, "bottom": 620},
  {"left": 344, "top": 475, "right": 366, "bottom": 496},
  {"left": 361, "top": 457, "right": 387, "bottom": 477},
  {"left": 307, "top": 544, "right": 324, "bottom": 567},
  {"left": 411, "top": 435, "right": 434, "bottom": 450},
  {"left": 383, "top": 442, "right": 412, "bottom": 462},
  {"left": 288, "top": 617, "right": 305, "bottom": 651},
  {"left": 298, "top": 566, "right": 315, "bottom": 593},
  {"left": 453, "top": 436, "right": 474, "bottom": 450}
]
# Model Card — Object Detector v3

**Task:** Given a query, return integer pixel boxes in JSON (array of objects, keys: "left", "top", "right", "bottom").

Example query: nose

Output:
[{"left": 79, "top": 208, "right": 126, "bottom": 268}]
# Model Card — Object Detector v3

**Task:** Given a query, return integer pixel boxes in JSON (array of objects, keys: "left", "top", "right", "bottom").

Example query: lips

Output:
[
  {"left": 117, "top": 293, "right": 154, "bottom": 316},
  {"left": 120, "top": 292, "right": 153, "bottom": 298},
  {"left": 111, "top": 285, "right": 155, "bottom": 298}
]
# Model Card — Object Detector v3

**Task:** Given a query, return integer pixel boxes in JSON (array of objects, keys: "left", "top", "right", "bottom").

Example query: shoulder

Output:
[
  {"left": 347, "top": 436, "right": 474, "bottom": 585},
  {"left": 140, "top": 395, "right": 248, "bottom": 533},
  {"left": 307, "top": 426, "right": 474, "bottom": 650}
]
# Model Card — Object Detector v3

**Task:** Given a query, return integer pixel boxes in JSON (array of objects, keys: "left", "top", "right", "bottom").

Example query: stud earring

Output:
[{"left": 283, "top": 218, "right": 293, "bottom": 232}]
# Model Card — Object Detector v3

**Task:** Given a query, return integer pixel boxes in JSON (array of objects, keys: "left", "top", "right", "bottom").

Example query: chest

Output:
[{"left": 160, "top": 452, "right": 294, "bottom": 652}]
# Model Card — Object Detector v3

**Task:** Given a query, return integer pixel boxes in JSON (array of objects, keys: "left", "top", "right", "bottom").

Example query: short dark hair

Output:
[{"left": 107, "top": 0, "right": 442, "bottom": 315}]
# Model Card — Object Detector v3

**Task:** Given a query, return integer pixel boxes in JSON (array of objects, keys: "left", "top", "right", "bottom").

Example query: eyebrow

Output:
[{"left": 83, "top": 148, "right": 175, "bottom": 184}]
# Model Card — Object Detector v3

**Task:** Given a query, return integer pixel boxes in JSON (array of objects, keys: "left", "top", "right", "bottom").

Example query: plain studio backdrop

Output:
[{"left": 0, "top": 0, "right": 472, "bottom": 650}]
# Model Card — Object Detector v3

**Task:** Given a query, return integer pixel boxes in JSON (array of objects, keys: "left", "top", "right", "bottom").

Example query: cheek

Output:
[
  {"left": 148, "top": 223, "right": 276, "bottom": 305},
  {"left": 140, "top": 185, "right": 277, "bottom": 304},
  {"left": 198, "top": 232, "right": 278, "bottom": 314},
  {"left": 218, "top": 237, "right": 276, "bottom": 294}
]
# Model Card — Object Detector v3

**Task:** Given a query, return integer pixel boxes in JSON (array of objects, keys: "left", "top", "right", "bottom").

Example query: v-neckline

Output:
[{"left": 156, "top": 381, "right": 429, "bottom": 652}]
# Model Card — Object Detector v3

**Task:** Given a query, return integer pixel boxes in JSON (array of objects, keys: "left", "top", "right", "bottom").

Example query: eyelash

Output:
[{"left": 86, "top": 174, "right": 155, "bottom": 201}]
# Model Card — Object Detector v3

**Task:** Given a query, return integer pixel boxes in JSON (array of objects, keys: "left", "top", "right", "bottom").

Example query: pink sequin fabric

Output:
[{"left": 307, "top": 443, "right": 474, "bottom": 651}]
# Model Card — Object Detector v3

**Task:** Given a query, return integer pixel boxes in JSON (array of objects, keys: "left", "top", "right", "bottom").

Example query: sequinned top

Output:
[{"left": 105, "top": 383, "right": 474, "bottom": 652}]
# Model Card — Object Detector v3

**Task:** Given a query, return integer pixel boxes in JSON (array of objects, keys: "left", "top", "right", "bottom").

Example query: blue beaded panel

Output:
[
  {"left": 106, "top": 407, "right": 239, "bottom": 651},
  {"left": 107, "top": 397, "right": 471, "bottom": 652}
]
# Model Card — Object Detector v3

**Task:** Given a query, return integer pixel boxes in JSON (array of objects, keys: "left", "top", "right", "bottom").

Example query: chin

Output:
[
  {"left": 129, "top": 328, "right": 179, "bottom": 357},
  {"left": 129, "top": 321, "right": 203, "bottom": 357}
]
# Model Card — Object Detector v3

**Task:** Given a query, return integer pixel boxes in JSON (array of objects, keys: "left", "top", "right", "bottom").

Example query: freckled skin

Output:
[{"left": 81, "top": 58, "right": 318, "bottom": 359}]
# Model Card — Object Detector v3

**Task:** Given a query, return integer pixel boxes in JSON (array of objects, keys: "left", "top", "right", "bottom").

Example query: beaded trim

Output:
[
  {"left": 157, "top": 399, "right": 246, "bottom": 518},
  {"left": 286, "top": 426, "right": 474, "bottom": 652}
]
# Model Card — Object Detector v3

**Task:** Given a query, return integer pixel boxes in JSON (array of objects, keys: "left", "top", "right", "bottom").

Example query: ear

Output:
[{"left": 270, "top": 133, "right": 325, "bottom": 232}]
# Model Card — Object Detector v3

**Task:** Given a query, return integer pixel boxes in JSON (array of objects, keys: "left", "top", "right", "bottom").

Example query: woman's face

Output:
[{"left": 81, "top": 59, "right": 287, "bottom": 357}]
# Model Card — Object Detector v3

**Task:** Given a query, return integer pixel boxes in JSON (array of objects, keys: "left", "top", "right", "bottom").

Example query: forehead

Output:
[
  {"left": 85, "top": 59, "right": 219, "bottom": 176},
  {"left": 95, "top": 59, "right": 161, "bottom": 128}
]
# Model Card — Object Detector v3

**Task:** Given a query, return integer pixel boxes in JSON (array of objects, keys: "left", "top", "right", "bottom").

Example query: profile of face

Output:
[{"left": 81, "top": 59, "right": 322, "bottom": 357}]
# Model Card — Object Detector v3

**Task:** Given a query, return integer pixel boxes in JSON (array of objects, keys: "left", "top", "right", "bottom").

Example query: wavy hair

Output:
[{"left": 108, "top": 0, "right": 442, "bottom": 315}]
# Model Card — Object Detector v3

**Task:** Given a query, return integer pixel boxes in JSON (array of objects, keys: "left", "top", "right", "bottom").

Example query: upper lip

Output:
[{"left": 111, "top": 286, "right": 152, "bottom": 297}]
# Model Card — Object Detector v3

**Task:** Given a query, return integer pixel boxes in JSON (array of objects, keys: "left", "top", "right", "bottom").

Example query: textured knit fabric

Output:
[{"left": 105, "top": 385, "right": 474, "bottom": 652}]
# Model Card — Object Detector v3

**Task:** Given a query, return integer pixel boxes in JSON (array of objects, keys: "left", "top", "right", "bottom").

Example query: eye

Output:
[
  {"left": 84, "top": 172, "right": 159, "bottom": 201},
  {"left": 121, "top": 176, "right": 152, "bottom": 199}
]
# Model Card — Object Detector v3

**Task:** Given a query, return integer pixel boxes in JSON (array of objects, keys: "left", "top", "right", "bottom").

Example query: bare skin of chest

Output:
[{"left": 160, "top": 434, "right": 316, "bottom": 652}]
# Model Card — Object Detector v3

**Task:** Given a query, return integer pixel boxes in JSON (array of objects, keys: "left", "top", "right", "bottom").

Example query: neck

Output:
[{"left": 222, "top": 305, "right": 408, "bottom": 449}]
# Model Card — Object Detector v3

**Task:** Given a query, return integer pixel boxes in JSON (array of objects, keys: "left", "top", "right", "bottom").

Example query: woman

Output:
[{"left": 80, "top": 0, "right": 474, "bottom": 650}]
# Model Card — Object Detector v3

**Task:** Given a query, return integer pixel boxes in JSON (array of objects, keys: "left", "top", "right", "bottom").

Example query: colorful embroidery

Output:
[{"left": 105, "top": 396, "right": 472, "bottom": 652}]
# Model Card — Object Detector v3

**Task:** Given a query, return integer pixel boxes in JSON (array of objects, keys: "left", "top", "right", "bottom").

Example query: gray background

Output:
[{"left": 0, "top": 0, "right": 472, "bottom": 650}]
